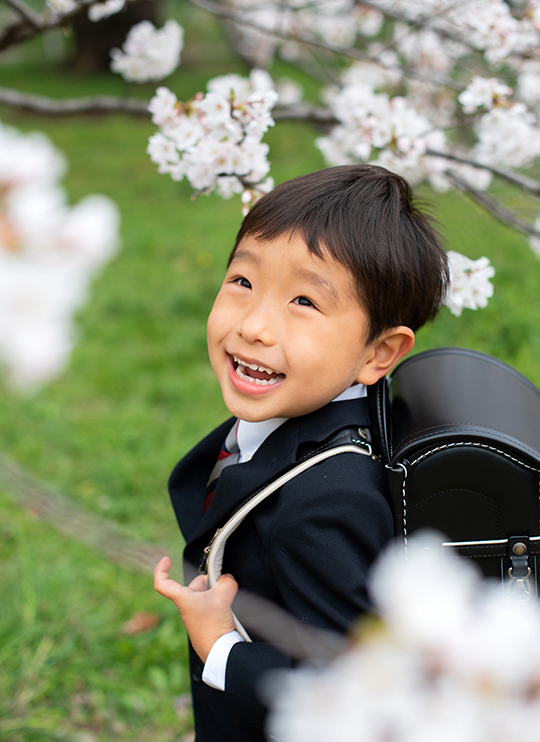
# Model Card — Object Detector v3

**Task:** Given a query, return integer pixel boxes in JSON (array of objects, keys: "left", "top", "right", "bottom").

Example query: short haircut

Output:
[{"left": 231, "top": 165, "right": 449, "bottom": 343}]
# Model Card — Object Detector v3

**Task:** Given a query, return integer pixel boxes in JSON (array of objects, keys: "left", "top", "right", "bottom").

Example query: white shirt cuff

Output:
[{"left": 202, "top": 631, "right": 245, "bottom": 691}]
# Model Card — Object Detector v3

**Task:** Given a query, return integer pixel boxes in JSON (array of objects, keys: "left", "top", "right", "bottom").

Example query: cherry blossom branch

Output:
[
  {"left": 446, "top": 170, "right": 540, "bottom": 240},
  {"left": 428, "top": 149, "right": 540, "bottom": 196},
  {"left": 0, "top": 85, "right": 150, "bottom": 115},
  {"left": 361, "top": 0, "right": 485, "bottom": 54},
  {"left": 187, "top": 0, "right": 464, "bottom": 91}
]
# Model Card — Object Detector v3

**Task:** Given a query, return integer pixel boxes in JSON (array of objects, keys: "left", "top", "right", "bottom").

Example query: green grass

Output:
[{"left": 1, "top": 2, "right": 540, "bottom": 737}]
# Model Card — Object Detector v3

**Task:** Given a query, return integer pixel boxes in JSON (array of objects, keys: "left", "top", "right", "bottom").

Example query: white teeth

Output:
[
  {"left": 235, "top": 365, "right": 280, "bottom": 385},
  {"left": 233, "top": 355, "right": 278, "bottom": 376}
]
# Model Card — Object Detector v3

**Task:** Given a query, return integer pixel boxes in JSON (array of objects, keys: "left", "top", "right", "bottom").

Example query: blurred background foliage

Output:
[{"left": 1, "top": 0, "right": 540, "bottom": 739}]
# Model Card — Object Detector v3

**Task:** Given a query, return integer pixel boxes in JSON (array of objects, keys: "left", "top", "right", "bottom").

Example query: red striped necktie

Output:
[{"left": 204, "top": 421, "right": 240, "bottom": 513}]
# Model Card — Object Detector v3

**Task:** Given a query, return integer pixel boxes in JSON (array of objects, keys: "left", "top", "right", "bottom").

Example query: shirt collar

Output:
[{"left": 236, "top": 383, "right": 367, "bottom": 463}]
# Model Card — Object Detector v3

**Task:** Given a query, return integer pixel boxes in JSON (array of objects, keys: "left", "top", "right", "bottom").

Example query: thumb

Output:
[{"left": 213, "top": 573, "right": 239, "bottom": 602}]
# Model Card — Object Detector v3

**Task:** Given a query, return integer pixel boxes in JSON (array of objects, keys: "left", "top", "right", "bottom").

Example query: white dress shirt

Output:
[{"left": 202, "top": 383, "right": 367, "bottom": 691}]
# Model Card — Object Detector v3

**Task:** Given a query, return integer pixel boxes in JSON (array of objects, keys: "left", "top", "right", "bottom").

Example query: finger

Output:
[
  {"left": 154, "top": 555, "right": 172, "bottom": 581},
  {"left": 188, "top": 574, "right": 209, "bottom": 593},
  {"left": 154, "top": 557, "right": 185, "bottom": 602}
]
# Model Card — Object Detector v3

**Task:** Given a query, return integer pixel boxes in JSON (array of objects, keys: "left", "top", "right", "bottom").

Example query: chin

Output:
[{"left": 224, "top": 404, "right": 274, "bottom": 423}]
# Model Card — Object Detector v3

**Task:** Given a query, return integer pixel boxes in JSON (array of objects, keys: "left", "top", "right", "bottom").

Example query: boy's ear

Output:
[{"left": 355, "top": 326, "right": 415, "bottom": 386}]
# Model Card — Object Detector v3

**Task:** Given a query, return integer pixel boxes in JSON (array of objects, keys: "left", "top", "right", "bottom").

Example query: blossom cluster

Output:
[
  {"left": 0, "top": 121, "right": 119, "bottom": 389},
  {"left": 376, "top": 0, "right": 539, "bottom": 63},
  {"left": 269, "top": 533, "right": 540, "bottom": 742},
  {"left": 315, "top": 78, "right": 448, "bottom": 190},
  {"left": 147, "top": 71, "right": 277, "bottom": 210},
  {"left": 110, "top": 20, "right": 184, "bottom": 84},
  {"left": 306, "top": 1, "right": 540, "bottom": 261},
  {"left": 444, "top": 251, "right": 495, "bottom": 317}
]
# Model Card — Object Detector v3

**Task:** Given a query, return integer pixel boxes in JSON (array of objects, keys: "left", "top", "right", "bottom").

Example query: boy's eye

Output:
[
  {"left": 293, "top": 296, "right": 316, "bottom": 308},
  {"left": 232, "top": 276, "right": 252, "bottom": 289}
]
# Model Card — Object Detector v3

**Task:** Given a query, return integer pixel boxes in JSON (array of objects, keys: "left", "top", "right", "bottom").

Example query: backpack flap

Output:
[
  {"left": 389, "top": 347, "right": 540, "bottom": 467},
  {"left": 379, "top": 347, "right": 540, "bottom": 593}
]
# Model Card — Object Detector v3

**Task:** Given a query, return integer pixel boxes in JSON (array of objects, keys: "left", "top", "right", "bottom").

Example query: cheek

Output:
[{"left": 207, "top": 295, "right": 226, "bottom": 342}]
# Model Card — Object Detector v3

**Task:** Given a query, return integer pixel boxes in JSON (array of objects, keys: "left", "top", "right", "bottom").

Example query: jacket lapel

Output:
[
  {"left": 168, "top": 417, "right": 235, "bottom": 543},
  {"left": 172, "top": 398, "right": 372, "bottom": 546}
]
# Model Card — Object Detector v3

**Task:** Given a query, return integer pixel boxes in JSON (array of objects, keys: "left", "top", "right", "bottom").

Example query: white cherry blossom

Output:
[
  {"left": 458, "top": 76, "right": 513, "bottom": 114},
  {"left": 316, "top": 79, "right": 447, "bottom": 188},
  {"left": 148, "top": 70, "right": 278, "bottom": 206},
  {"left": 444, "top": 251, "right": 495, "bottom": 316}
]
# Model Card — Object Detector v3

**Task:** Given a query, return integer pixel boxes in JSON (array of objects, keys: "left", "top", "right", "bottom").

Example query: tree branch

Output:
[
  {"left": 0, "top": 86, "right": 151, "bottom": 116},
  {"left": 3, "top": 0, "right": 40, "bottom": 26},
  {"left": 273, "top": 103, "right": 336, "bottom": 125},
  {"left": 0, "top": 84, "right": 340, "bottom": 124},
  {"left": 0, "top": 2, "right": 80, "bottom": 51},
  {"left": 447, "top": 170, "right": 540, "bottom": 241},
  {"left": 428, "top": 149, "right": 540, "bottom": 196}
]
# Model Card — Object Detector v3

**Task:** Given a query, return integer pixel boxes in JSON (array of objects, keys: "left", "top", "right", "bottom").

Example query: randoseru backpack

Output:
[{"left": 368, "top": 346, "right": 540, "bottom": 600}]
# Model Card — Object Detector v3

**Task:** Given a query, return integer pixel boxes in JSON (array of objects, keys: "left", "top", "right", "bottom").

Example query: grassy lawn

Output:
[{"left": 1, "top": 2, "right": 540, "bottom": 739}]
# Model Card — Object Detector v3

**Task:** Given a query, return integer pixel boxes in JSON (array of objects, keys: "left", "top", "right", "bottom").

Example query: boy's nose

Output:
[{"left": 236, "top": 302, "right": 276, "bottom": 345}]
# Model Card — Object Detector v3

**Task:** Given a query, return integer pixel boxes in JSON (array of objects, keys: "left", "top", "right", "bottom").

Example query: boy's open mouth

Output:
[{"left": 231, "top": 355, "right": 285, "bottom": 386}]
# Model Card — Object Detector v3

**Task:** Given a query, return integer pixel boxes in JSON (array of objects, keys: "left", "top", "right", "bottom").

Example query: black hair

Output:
[{"left": 230, "top": 165, "right": 449, "bottom": 343}]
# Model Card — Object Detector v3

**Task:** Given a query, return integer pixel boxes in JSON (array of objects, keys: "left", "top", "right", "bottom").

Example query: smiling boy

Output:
[{"left": 154, "top": 165, "right": 449, "bottom": 741}]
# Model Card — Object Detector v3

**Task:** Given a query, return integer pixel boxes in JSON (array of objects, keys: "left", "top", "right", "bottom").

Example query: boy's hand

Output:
[{"left": 154, "top": 556, "right": 238, "bottom": 663}]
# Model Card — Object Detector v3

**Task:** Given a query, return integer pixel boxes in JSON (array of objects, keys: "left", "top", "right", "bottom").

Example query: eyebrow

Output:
[
  {"left": 296, "top": 268, "right": 339, "bottom": 304},
  {"left": 229, "top": 248, "right": 260, "bottom": 267}
]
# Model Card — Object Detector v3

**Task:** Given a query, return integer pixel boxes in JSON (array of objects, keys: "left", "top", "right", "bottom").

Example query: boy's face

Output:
[{"left": 207, "top": 233, "right": 376, "bottom": 422}]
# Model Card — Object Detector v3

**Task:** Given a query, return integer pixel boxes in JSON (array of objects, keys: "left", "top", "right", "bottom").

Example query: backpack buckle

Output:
[{"left": 507, "top": 537, "right": 532, "bottom": 601}]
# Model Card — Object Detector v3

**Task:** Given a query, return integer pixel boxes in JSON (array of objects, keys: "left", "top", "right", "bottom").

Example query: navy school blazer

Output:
[{"left": 168, "top": 398, "right": 394, "bottom": 741}]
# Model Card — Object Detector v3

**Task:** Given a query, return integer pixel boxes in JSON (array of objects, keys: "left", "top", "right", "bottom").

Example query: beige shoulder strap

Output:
[{"left": 203, "top": 442, "right": 372, "bottom": 641}]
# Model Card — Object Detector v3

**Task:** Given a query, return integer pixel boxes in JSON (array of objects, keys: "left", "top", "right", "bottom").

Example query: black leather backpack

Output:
[{"left": 368, "top": 347, "right": 540, "bottom": 599}]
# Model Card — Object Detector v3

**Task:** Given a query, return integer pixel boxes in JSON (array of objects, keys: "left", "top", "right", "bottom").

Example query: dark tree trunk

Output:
[{"left": 69, "top": 0, "right": 160, "bottom": 72}]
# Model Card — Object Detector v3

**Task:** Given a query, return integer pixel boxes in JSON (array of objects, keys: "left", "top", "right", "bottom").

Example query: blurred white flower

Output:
[
  {"left": 0, "top": 124, "right": 66, "bottom": 189},
  {"left": 110, "top": 20, "right": 184, "bottom": 83},
  {"left": 268, "top": 532, "right": 540, "bottom": 742},
  {"left": 0, "top": 121, "right": 120, "bottom": 390},
  {"left": 444, "top": 250, "right": 495, "bottom": 316},
  {"left": 45, "top": 0, "right": 77, "bottom": 15},
  {"left": 274, "top": 78, "right": 303, "bottom": 106},
  {"left": 473, "top": 104, "right": 540, "bottom": 169},
  {"left": 88, "top": 0, "right": 124, "bottom": 22},
  {"left": 517, "top": 61, "right": 540, "bottom": 110}
]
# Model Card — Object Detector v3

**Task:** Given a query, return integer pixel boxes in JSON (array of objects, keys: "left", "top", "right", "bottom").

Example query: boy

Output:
[{"left": 154, "top": 165, "right": 449, "bottom": 741}]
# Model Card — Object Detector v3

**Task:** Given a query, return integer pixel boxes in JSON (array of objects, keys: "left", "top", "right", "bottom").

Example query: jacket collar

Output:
[{"left": 170, "top": 398, "right": 371, "bottom": 545}]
